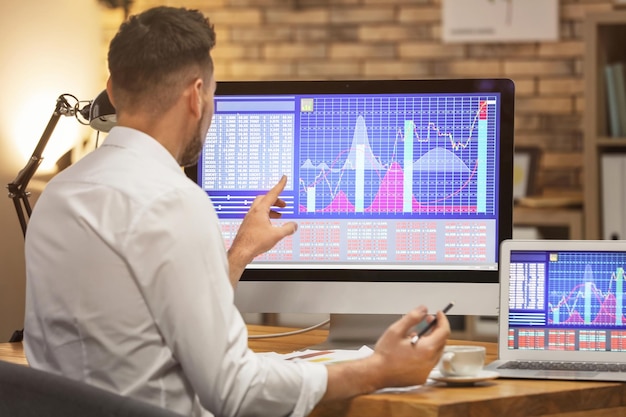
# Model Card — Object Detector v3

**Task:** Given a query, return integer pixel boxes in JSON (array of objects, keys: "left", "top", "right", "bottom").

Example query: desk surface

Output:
[{"left": 2, "top": 325, "right": 626, "bottom": 417}]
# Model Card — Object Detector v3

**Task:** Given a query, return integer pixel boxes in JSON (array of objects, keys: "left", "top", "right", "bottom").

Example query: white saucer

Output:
[{"left": 429, "top": 369, "right": 500, "bottom": 386}]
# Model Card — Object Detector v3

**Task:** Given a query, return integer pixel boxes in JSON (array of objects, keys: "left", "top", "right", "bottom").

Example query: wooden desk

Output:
[
  {"left": 3, "top": 325, "right": 626, "bottom": 417},
  {"left": 0, "top": 341, "right": 27, "bottom": 366}
]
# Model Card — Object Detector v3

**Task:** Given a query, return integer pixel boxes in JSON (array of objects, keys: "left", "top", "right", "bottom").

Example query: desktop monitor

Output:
[{"left": 187, "top": 78, "right": 515, "bottom": 346}]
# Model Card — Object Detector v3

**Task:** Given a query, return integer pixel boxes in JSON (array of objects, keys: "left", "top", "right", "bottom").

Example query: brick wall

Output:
[{"left": 101, "top": 0, "right": 618, "bottom": 197}]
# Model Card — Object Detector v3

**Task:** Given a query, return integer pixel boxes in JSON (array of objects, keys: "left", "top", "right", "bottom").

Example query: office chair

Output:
[{"left": 0, "top": 360, "right": 185, "bottom": 417}]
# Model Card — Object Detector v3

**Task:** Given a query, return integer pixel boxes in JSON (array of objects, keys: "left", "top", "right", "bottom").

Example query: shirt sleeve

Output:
[{"left": 123, "top": 186, "right": 327, "bottom": 417}]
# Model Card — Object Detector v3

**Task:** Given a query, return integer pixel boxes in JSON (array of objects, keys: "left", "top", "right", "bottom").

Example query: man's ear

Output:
[
  {"left": 189, "top": 78, "right": 204, "bottom": 119},
  {"left": 106, "top": 78, "right": 116, "bottom": 108}
]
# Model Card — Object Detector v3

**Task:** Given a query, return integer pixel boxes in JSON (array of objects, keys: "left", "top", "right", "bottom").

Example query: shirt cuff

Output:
[{"left": 289, "top": 362, "right": 328, "bottom": 417}]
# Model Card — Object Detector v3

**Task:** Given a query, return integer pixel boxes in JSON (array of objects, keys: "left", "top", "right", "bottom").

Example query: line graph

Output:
[
  {"left": 547, "top": 252, "right": 626, "bottom": 327},
  {"left": 297, "top": 94, "right": 497, "bottom": 216},
  {"left": 401, "top": 100, "right": 489, "bottom": 151}
]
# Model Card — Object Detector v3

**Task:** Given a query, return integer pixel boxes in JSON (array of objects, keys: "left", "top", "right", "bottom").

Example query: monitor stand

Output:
[{"left": 308, "top": 313, "right": 402, "bottom": 350}]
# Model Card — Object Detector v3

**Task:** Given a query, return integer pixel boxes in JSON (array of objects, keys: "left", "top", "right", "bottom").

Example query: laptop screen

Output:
[{"left": 507, "top": 249, "right": 626, "bottom": 353}]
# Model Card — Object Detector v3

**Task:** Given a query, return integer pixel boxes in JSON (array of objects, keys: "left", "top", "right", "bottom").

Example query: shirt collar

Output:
[{"left": 101, "top": 126, "right": 183, "bottom": 173}]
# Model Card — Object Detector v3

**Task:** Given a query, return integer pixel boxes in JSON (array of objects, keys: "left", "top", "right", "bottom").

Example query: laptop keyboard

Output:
[{"left": 498, "top": 361, "right": 626, "bottom": 373}]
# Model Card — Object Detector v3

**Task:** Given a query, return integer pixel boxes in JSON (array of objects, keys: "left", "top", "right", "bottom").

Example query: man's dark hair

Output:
[{"left": 108, "top": 6, "right": 216, "bottom": 113}]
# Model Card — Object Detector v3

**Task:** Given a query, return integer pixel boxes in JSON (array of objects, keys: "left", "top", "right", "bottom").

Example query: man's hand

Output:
[
  {"left": 370, "top": 306, "right": 450, "bottom": 388},
  {"left": 323, "top": 306, "right": 450, "bottom": 401},
  {"left": 227, "top": 176, "right": 298, "bottom": 286}
]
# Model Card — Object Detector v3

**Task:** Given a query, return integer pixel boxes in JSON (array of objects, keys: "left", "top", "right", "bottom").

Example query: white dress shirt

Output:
[{"left": 24, "top": 127, "right": 327, "bottom": 417}]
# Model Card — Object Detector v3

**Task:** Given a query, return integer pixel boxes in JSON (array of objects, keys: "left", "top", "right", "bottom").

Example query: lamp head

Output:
[{"left": 89, "top": 90, "right": 116, "bottom": 132}]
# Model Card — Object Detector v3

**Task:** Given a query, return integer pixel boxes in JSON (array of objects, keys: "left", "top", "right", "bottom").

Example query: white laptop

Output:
[{"left": 484, "top": 239, "right": 626, "bottom": 381}]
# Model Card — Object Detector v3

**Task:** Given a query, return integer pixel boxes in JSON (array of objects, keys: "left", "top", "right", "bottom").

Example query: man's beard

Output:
[
  {"left": 180, "top": 111, "right": 211, "bottom": 167},
  {"left": 179, "top": 133, "right": 204, "bottom": 168}
]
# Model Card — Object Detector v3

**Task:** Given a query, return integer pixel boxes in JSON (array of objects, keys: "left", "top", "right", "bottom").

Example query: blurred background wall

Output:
[
  {"left": 0, "top": 0, "right": 103, "bottom": 339},
  {"left": 0, "top": 0, "right": 616, "bottom": 337}
]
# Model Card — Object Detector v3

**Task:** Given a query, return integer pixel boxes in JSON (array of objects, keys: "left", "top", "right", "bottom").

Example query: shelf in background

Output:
[{"left": 513, "top": 204, "right": 583, "bottom": 240}]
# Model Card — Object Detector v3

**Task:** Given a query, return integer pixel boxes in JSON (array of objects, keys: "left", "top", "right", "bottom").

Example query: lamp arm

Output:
[
  {"left": 6, "top": 95, "right": 75, "bottom": 237},
  {"left": 4, "top": 92, "right": 113, "bottom": 343}
]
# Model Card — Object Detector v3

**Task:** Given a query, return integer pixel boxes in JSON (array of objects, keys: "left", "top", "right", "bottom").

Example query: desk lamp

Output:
[
  {"left": 5, "top": 91, "right": 115, "bottom": 343},
  {"left": 6, "top": 90, "right": 116, "bottom": 237}
]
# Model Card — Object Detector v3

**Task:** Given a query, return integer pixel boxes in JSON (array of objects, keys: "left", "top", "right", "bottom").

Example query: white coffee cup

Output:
[{"left": 438, "top": 345, "right": 486, "bottom": 377}]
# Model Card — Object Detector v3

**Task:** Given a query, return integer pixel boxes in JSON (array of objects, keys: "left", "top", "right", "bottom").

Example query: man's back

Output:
[
  {"left": 24, "top": 127, "right": 227, "bottom": 416},
  {"left": 23, "top": 127, "right": 327, "bottom": 417}
]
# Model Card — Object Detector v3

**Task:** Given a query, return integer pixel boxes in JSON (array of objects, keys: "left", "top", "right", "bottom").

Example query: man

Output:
[{"left": 24, "top": 6, "right": 450, "bottom": 417}]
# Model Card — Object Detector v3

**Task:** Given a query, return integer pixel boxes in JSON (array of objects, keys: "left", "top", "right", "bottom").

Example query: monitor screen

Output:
[{"left": 187, "top": 79, "right": 514, "bottom": 346}]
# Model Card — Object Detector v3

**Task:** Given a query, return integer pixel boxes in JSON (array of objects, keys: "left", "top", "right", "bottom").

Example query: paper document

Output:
[{"left": 260, "top": 345, "right": 373, "bottom": 365}]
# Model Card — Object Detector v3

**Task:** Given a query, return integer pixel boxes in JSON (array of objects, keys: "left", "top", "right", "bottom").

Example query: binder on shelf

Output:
[
  {"left": 601, "top": 154, "right": 626, "bottom": 240},
  {"left": 613, "top": 62, "right": 626, "bottom": 137},
  {"left": 605, "top": 64, "right": 621, "bottom": 137}
]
